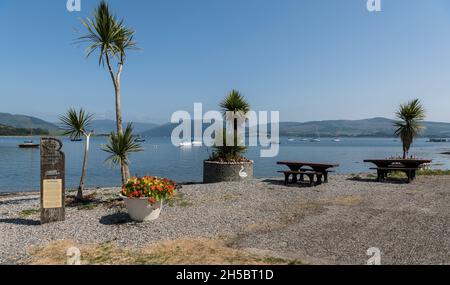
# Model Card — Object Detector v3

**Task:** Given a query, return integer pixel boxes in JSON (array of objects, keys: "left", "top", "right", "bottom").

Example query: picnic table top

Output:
[
  {"left": 277, "top": 161, "right": 339, "bottom": 168},
  {"left": 364, "top": 159, "right": 432, "bottom": 168},
  {"left": 364, "top": 159, "right": 432, "bottom": 164}
]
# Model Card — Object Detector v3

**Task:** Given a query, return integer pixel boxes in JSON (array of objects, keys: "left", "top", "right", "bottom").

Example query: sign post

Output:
[{"left": 40, "top": 137, "right": 65, "bottom": 224}]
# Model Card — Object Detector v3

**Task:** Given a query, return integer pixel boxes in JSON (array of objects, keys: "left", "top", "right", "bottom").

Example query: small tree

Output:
[
  {"left": 211, "top": 90, "right": 250, "bottom": 161},
  {"left": 394, "top": 99, "right": 426, "bottom": 159},
  {"left": 77, "top": 0, "right": 138, "bottom": 182},
  {"left": 101, "top": 123, "right": 143, "bottom": 184},
  {"left": 59, "top": 108, "right": 94, "bottom": 201}
]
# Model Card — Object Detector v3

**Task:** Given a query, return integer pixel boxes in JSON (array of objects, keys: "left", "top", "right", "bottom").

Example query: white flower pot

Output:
[{"left": 121, "top": 196, "right": 163, "bottom": 222}]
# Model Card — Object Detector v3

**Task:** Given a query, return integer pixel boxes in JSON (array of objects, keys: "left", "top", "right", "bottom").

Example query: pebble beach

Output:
[{"left": 1, "top": 175, "right": 450, "bottom": 265}]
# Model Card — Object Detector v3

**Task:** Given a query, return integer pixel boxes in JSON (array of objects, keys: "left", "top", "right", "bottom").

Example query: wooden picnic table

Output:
[
  {"left": 277, "top": 161, "right": 339, "bottom": 183},
  {"left": 364, "top": 159, "right": 432, "bottom": 183}
]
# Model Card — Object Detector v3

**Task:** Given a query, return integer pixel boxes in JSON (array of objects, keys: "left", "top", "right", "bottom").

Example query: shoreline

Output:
[
  {"left": 0, "top": 181, "right": 205, "bottom": 197},
  {"left": 2, "top": 169, "right": 450, "bottom": 197}
]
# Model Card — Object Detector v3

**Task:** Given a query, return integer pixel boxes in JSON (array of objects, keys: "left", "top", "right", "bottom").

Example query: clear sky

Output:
[{"left": 1, "top": 0, "right": 450, "bottom": 123}]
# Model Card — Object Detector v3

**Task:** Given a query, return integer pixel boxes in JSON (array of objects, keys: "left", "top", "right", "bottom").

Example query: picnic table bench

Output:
[
  {"left": 364, "top": 159, "right": 432, "bottom": 183},
  {"left": 277, "top": 170, "right": 323, "bottom": 187},
  {"left": 277, "top": 161, "right": 339, "bottom": 187}
]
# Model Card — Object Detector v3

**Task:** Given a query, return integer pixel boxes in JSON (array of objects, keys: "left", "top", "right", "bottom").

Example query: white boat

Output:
[
  {"left": 311, "top": 128, "right": 321, "bottom": 142},
  {"left": 287, "top": 138, "right": 295, "bottom": 142},
  {"left": 428, "top": 138, "right": 448, "bottom": 143},
  {"left": 179, "top": 141, "right": 193, "bottom": 147},
  {"left": 192, "top": 141, "right": 203, "bottom": 146},
  {"left": 134, "top": 137, "right": 146, "bottom": 142},
  {"left": 332, "top": 138, "right": 341, "bottom": 142}
]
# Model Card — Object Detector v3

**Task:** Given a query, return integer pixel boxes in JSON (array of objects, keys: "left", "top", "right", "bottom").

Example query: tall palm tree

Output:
[
  {"left": 101, "top": 123, "right": 143, "bottom": 184},
  {"left": 217, "top": 90, "right": 250, "bottom": 159},
  {"left": 60, "top": 108, "right": 94, "bottom": 201},
  {"left": 394, "top": 99, "right": 426, "bottom": 159},
  {"left": 77, "top": 1, "right": 138, "bottom": 182}
]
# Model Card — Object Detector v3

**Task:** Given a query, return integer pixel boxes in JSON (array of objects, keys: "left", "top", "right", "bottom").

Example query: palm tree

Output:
[
  {"left": 60, "top": 108, "right": 94, "bottom": 201},
  {"left": 101, "top": 123, "right": 143, "bottom": 184},
  {"left": 394, "top": 99, "right": 426, "bottom": 159},
  {"left": 77, "top": 0, "right": 138, "bottom": 182},
  {"left": 215, "top": 90, "right": 250, "bottom": 160}
]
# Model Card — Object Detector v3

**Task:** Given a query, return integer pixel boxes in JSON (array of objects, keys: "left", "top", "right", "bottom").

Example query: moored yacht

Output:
[{"left": 19, "top": 140, "right": 39, "bottom": 149}]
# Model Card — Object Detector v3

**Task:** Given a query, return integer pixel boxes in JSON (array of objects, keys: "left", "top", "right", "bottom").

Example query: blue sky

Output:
[{"left": 1, "top": 0, "right": 450, "bottom": 123}]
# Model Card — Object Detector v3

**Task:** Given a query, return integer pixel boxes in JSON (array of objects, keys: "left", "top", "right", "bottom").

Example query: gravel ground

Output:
[{"left": 1, "top": 175, "right": 450, "bottom": 265}]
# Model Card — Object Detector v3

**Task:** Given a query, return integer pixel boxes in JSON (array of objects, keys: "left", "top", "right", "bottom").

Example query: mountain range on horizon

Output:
[
  {"left": 1, "top": 112, "right": 450, "bottom": 138},
  {"left": 0, "top": 112, "right": 59, "bottom": 132}
]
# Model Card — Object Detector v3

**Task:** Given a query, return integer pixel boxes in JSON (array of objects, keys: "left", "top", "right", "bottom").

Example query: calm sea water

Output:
[{"left": 1, "top": 136, "right": 449, "bottom": 193}]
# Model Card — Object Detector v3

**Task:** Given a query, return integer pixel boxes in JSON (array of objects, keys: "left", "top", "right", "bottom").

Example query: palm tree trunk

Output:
[
  {"left": 120, "top": 164, "right": 128, "bottom": 185},
  {"left": 114, "top": 74, "right": 131, "bottom": 182},
  {"left": 77, "top": 134, "right": 90, "bottom": 201},
  {"left": 233, "top": 117, "right": 238, "bottom": 157},
  {"left": 106, "top": 54, "right": 130, "bottom": 183}
]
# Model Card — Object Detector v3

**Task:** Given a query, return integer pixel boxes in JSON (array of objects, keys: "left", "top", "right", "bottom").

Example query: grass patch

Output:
[
  {"left": 417, "top": 169, "right": 450, "bottom": 176},
  {"left": 28, "top": 238, "right": 302, "bottom": 265},
  {"left": 319, "top": 196, "right": 363, "bottom": 207},
  {"left": 19, "top": 208, "right": 39, "bottom": 217},
  {"left": 77, "top": 203, "right": 97, "bottom": 211},
  {"left": 349, "top": 174, "right": 362, "bottom": 180},
  {"left": 388, "top": 171, "right": 407, "bottom": 179},
  {"left": 169, "top": 192, "right": 193, "bottom": 208},
  {"left": 178, "top": 200, "right": 193, "bottom": 208},
  {"left": 251, "top": 256, "right": 304, "bottom": 265},
  {"left": 287, "top": 259, "right": 305, "bottom": 265},
  {"left": 222, "top": 193, "right": 242, "bottom": 202}
]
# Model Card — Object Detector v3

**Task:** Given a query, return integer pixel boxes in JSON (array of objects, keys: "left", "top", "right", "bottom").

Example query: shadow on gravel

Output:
[
  {"left": 0, "top": 218, "right": 40, "bottom": 226},
  {"left": 347, "top": 177, "right": 376, "bottom": 183},
  {"left": 262, "top": 179, "right": 320, "bottom": 188},
  {"left": 99, "top": 212, "right": 133, "bottom": 225},
  {"left": 347, "top": 177, "right": 408, "bottom": 184},
  {"left": 0, "top": 198, "right": 38, "bottom": 206}
]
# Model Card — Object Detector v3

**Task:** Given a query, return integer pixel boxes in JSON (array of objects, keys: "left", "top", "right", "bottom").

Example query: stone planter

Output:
[
  {"left": 121, "top": 196, "right": 163, "bottom": 222},
  {"left": 203, "top": 160, "right": 254, "bottom": 183}
]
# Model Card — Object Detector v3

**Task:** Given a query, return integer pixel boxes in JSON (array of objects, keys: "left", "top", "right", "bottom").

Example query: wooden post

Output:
[{"left": 40, "top": 137, "right": 65, "bottom": 224}]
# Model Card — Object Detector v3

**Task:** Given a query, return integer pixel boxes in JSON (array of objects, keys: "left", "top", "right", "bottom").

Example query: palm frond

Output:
[
  {"left": 59, "top": 108, "right": 93, "bottom": 139},
  {"left": 219, "top": 90, "right": 250, "bottom": 115},
  {"left": 394, "top": 99, "right": 426, "bottom": 157},
  {"left": 395, "top": 98, "right": 426, "bottom": 122},
  {"left": 101, "top": 123, "right": 143, "bottom": 167},
  {"left": 76, "top": 1, "right": 138, "bottom": 66}
]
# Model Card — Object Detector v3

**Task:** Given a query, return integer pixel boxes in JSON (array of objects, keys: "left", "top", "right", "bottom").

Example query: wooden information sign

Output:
[{"left": 40, "top": 138, "right": 65, "bottom": 224}]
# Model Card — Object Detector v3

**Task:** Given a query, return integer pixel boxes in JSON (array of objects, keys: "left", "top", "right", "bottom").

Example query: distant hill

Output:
[
  {"left": 141, "top": 122, "right": 209, "bottom": 137},
  {"left": 278, "top": 118, "right": 450, "bottom": 138},
  {"left": 0, "top": 113, "right": 58, "bottom": 131},
  {"left": 141, "top": 117, "right": 450, "bottom": 138},
  {"left": 90, "top": 119, "right": 159, "bottom": 135},
  {"left": 2, "top": 113, "right": 449, "bottom": 138},
  {"left": 140, "top": 123, "right": 175, "bottom": 137},
  {"left": 0, "top": 124, "right": 50, "bottom": 136}
]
